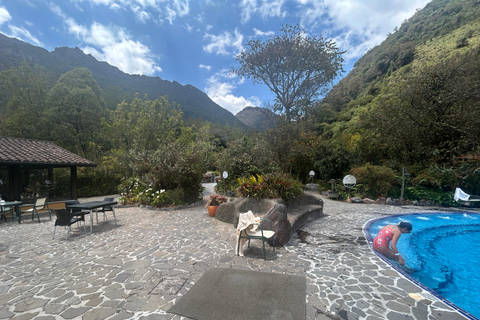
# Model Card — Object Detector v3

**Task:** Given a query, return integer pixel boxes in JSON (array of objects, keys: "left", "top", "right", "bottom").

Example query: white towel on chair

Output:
[
  {"left": 236, "top": 211, "right": 261, "bottom": 256},
  {"left": 454, "top": 188, "right": 470, "bottom": 202}
]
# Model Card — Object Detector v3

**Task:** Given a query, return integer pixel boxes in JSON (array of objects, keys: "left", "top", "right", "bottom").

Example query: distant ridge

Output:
[
  {"left": 0, "top": 32, "right": 248, "bottom": 128},
  {"left": 235, "top": 106, "right": 277, "bottom": 131}
]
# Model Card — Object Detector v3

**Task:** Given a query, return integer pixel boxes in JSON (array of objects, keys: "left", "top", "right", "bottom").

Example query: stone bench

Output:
[{"left": 215, "top": 192, "right": 323, "bottom": 247}]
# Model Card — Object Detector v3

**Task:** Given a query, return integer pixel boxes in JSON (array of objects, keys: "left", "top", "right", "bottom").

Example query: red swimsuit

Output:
[{"left": 373, "top": 226, "right": 396, "bottom": 250}]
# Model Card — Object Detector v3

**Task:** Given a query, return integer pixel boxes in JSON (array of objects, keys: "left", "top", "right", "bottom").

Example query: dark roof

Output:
[{"left": 0, "top": 137, "right": 96, "bottom": 167}]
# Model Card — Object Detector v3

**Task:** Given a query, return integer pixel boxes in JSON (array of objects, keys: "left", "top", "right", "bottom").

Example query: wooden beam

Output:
[{"left": 71, "top": 166, "right": 77, "bottom": 199}]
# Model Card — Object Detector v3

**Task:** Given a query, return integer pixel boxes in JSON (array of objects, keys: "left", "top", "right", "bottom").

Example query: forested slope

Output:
[
  {"left": 0, "top": 33, "right": 247, "bottom": 128},
  {"left": 315, "top": 0, "right": 480, "bottom": 168}
]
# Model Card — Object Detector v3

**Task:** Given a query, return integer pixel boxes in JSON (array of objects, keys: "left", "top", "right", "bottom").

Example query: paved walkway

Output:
[{"left": 0, "top": 186, "right": 475, "bottom": 320}]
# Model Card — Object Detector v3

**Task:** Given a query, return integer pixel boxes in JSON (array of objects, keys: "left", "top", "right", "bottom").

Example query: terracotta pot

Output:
[{"left": 207, "top": 205, "right": 218, "bottom": 217}]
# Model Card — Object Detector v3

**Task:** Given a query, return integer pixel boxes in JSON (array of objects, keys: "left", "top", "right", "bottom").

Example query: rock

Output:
[
  {"left": 264, "top": 204, "right": 291, "bottom": 247},
  {"left": 215, "top": 193, "right": 323, "bottom": 247},
  {"left": 350, "top": 197, "right": 364, "bottom": 203},
  {"left": 363, "top": 198, "right": 375, "bottom": 204},
  {"left": 386, "top": 197, "right": 393, "bottom": 205}
]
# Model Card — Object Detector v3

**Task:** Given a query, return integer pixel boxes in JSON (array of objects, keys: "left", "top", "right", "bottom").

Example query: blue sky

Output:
[{"left": 0, "top": 0, "right": 431, "bottom": 115}]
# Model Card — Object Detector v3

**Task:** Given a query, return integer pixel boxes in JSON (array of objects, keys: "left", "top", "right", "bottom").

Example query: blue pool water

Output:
[{"left": 365, "top": 213, "right": 480, "bottom": 320}]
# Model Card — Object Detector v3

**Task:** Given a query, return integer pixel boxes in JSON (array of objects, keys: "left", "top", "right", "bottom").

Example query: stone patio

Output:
[{"left": 0, "top": 185, "right": 475, "bottom": 320}]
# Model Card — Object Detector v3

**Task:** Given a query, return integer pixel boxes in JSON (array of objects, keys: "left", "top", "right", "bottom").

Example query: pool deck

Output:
[{"left": 0, "top": 185, "right": 477, "bottom": 320}]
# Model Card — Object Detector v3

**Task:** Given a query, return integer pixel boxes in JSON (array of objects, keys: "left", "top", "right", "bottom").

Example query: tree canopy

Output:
[
  {"left": 232, "top": 24, "right": 344, "bottom": 122},
  {"left": 46, "top": 68, "right": 107, "bottom": 154}
]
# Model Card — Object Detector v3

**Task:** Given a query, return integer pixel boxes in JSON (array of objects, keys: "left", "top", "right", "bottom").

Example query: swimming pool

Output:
[{"left": 364, "top": 212, "right": 480, "bottom": 320}]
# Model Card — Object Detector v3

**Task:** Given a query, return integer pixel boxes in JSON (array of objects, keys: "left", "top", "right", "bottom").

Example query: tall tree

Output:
[
  {"left": 232, "top": 24, "right": 344, "bottom": 122},
  {"left": 0, "top": 62, "right": 48, "bottom": 138},
  {"left": 46, "top": 68, "right": 107, "bottom": 154},
  {"left": 105, "top": 95, "right": 184, "bottom": 152}
]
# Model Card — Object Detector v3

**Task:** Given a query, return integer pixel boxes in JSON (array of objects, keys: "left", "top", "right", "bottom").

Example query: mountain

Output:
[
  {"left": 0, "top": 32, "right": 248, "bottom": 129},
  {"left": 314, "top": 0, "right": 480, "bottom": 167},
  {"left": 320, "top": 0, "right": 480, "bottom": 115},
  {"left": 235, "top": 106, "right": 277, "bottom": 131}
]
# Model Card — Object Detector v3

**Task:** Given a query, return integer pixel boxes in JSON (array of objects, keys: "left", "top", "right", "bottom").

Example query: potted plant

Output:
[{"left": 205, "top": 194, "right": 228, "bottom": 216}]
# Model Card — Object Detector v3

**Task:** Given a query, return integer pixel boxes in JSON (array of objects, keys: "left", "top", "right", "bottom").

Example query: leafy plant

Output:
[
  {"left": 405, "top": 186, "right": 456, "bottom": 206},
  {"left": 350, "top": 164, "right": 397, "bottom": 198},
  {"left": 237, "top": 174, "right": 303, "bottom": 201},
  {"left": 205, "top": 194, "right": 228, "bottom": 207}
]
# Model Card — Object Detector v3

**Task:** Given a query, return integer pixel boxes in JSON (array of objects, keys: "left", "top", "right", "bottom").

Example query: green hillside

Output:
[
  {"left": 316, "top": 0, "right": 480, "bottom": 157},
  {"left": 308, "top": 0, "right": 480, "bottom": 196},
  {"left": 322, "top": 0, "right": 480, "bottom": 111}
]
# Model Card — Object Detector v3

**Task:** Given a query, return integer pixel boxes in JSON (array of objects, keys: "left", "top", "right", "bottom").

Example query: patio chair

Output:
[
  {"left": 236, "top": 210, "right": 276, "bottom": 260},
  {"left": 94, "top": 197, "right": 117, "bottom": 224},
  {"left": 65, "top": 200, "right": 90, "bottom": 217},
  {"left": 21, "top": 197, "right": 50, "bottom": 222},
  {"left": 51, "top": 208, "right": 85, "bottom": 240},
  {"left": 0, "top": 204, "right": 12, "bottom": 222}
]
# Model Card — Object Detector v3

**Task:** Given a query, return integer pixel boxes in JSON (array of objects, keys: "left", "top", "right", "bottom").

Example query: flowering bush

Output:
[
  {"left": 205, "top": 194, "right": 228, "bottom": 207},
  {"left": 118, "top": 177, "right": 180, "bottom": 207}
]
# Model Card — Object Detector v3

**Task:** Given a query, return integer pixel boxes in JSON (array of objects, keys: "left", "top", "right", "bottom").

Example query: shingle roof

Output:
[{"left": 0, "top": 137, "right": 96, "bottom": 167}]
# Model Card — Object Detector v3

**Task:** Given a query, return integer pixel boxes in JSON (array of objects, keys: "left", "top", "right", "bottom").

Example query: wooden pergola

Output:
[{"left": 0, "top": 137, "right": 96, "bottom": 201}]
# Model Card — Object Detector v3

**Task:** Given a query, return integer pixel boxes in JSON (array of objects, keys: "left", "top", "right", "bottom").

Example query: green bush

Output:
[
  {"left": 350, "top": 164, "right": 397, "bottom": 198},
  {"left": 118, "top": 140, "right": 204, "bottom": 207},
  {"left": 405, "top": 186, "right": 455, "bottom": 206},
  {"left": 414, "top": 166, "right": 457, "bottom": 190},
  {"left": 118, "top": 177, "right": 188, "bottom": 207},
  {"left": 237, "top": 174, "right": 303, "bottom": 201}
]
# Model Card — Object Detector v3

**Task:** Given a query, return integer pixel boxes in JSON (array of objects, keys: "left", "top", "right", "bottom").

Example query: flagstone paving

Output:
[{"left": 0, "top": 186, "right": 475, "bottom": 320}]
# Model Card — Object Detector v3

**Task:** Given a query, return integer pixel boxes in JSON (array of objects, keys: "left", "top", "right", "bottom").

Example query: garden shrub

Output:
[
  {"left": 118, "top": 140, "right": 204, "bottom": 207},
  {"left": 405, "top": 186, "right": 456, "bottom": 207},
  {"left": 118, "top": 177, "right": 189, "bottom": 207},
  {"left": 237, "top": 174, "right": 303, "bottom": 201},
  {"left": 350, "top": 163, "right": 397, "bottom": 198},
  {"left": 414, "top": 165, "right": 457, "bottom": 190}
]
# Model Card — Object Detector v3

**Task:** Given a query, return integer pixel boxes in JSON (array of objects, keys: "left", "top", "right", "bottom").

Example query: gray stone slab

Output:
[{"left": 60, "top": 307, "right": 91, "bottom": 319}]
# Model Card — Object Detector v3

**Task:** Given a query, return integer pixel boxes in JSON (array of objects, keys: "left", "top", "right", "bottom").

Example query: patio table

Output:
[
  {"left": 0, "top": 201, "right": 23, "bottom": 223},
  {"left": 66, "top": 200, "right": 117, "bottom": 233}
]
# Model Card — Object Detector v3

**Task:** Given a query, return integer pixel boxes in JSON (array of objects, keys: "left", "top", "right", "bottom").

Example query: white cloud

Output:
[
  {"left": 49, "top": 2, "right": 67, "bottom": 19},
  {"left": 205, "top": 70, "right": 260, "bottom": 114},
  {"left": 296, "top": 0, "right": 431, "bottom": 60},
  {"left": 131, "top": 6, "right": 150, "bottom": 23},
  {"left": 8, "top": 25, "right": 43, "bottom": 46},
  {"left": 253, "top": 28, "right": 275, "bottom": 37},
  {"left": 0, "top": 6, "right": 11, "bottom": 25},
  {"left": 199, "top": 64, "right": 211, "bottom": 71},
  {"left": 72, "top": 0, "right": 190, "bottom": 24},
  {"left": 65, "top": 19, "right": 161, "bottom": 75},
  {"left": 203, "top": 29, "right": 244, "bottom": 55},
  {"left": 240, "top": 0, "right": 287, "bottom": 23},
  {"left": 183, "top": 23, "right": 193, "bottom": 32}
]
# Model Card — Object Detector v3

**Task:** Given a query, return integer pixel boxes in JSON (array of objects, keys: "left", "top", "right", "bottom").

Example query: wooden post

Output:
[{"left": 71, "top": 166, "right": 77, "bottom": 199}]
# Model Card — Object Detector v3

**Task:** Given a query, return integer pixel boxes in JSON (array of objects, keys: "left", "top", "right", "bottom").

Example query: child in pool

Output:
[{"left": 373, "top": 221, "right": 412, "bottom": 266}]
